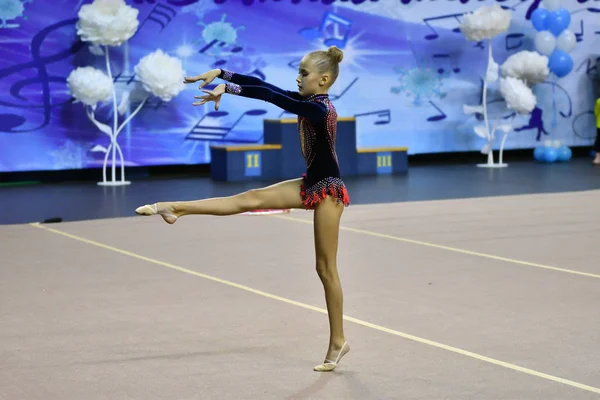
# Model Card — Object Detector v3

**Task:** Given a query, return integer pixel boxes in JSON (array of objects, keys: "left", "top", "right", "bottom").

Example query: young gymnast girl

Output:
[{"left": 135, "top": 45, "right": 350, "bottom": 372}]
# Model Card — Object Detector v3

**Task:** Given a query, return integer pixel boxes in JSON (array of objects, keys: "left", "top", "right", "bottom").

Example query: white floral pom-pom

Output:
[
  {"left": 499, "top": 77, "right": 536, "bottom": 115},
  {"left": 501, "top": 51, "right": 549, "bottom": 86},
  {"left": 460, "top": 4, "right": 512, "bottom": 42},
  {"left": 135, "top": 50, "right": 186, "bottom": 102},
  {"left": 67, "top": 66, "right": 114, "bottom": 108},
  {"left": 77, "top": 0, "right": 139, "bottom": 46}
]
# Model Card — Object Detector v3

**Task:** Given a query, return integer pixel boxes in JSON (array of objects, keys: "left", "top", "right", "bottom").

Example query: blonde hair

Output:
[{"left": 308, "top": 46, "right": 344, "bottom": 87}]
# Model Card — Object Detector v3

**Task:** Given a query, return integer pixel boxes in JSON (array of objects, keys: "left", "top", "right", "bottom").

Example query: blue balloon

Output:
[
  {"left": 534, "top": 146, "right": 546, "bottom": 162},
  {"left": 544, "top": 147, "right": 558, "bottom": 163},
  {"left": 531, "top": 8, "right": 550, "bottom": 31},
  {"left": 557, "top": 146, "right": 572, "bottom": 162},
  {"left": 547, "top": 8, "right": 571, "bottom": 36},
  {"left": 548, "top": 49, "right": 573, "bottom": 78}
]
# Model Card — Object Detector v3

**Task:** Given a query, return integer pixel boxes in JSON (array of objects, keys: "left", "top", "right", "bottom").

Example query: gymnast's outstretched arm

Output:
[
  {"left": 217, "top": 69, "right": 303, "bottom": 101},
  {"left": 194, "top": 82, "right": 325, "bottom": 121}
]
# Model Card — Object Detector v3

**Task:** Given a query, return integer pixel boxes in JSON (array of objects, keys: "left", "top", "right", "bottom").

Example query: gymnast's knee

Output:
[
  {"left": 316, "top": 258, "right": 337, "bottom": 282},
  {"left": 237, "top": 189, "right": 264, "bottom": 211}
]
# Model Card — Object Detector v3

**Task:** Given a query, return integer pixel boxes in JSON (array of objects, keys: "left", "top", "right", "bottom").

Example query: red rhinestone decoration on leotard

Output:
[
  {"left": 298, "top": 117, "right": 316, "bottom": 167},
  {"left": 300, "top": 175, "right": 350, "bottom": 209},
  {"left": 298, "top": 94, "right": 338, "bottom": 168},
  {"left": 323, "top": 97, "right": 339, "bottom": 165}
]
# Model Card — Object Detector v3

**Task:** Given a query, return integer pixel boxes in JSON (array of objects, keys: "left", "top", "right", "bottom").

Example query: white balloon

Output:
[
  {"left": 535, "top": 31, "right": 556, "bottom": 56},
  {"left": 542, "top": 0, "right": 561, "bottom": 11},
  {"left": 556, "top": 30, "right": 576, "bottom": 53}
]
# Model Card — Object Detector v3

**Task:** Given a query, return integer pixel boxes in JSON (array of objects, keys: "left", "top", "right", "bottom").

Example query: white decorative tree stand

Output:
[
  {"left": 67, "top": 0, "right": 185, "bottom": 186},
  {"left": 460, "top": 5, "right": 549, "bottom": 168},
  {"left": 459, "top": 5, "right": 511, "bottom": 168}
]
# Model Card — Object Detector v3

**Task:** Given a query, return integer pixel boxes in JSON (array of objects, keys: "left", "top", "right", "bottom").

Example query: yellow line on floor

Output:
[
  {"left": 273, "top": 215, "right": 600, "bottom": 279},
  {"left": 29, "top": 222, "right": 600, "bottom": 395}
]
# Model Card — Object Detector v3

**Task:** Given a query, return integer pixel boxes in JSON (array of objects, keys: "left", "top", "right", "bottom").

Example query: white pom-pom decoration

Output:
[
  {"left": 499, "top": 77, "right": 536, "bottom": 115},
  {"left": 485, "top": 58, "right": 499, "bottom": 83},
  {"left": 135, "top": 49, "right": 186, "bottom": 102},
  {"left": 460, "top": 4, "right": 512, "bottom": 42},
  {"left": 76, "top": 0, "right": 140, "bottom": 46},
  {"left": 67, "top": 66, "right": 114, "bottom": 108},
  {"left": 501, "top": 51, "right": 550, "bottom": 86}
]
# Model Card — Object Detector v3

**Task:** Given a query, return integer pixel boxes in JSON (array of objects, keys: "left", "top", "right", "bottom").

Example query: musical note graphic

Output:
[
  {"left": 199, "top": 39, "right": 244, "bottom": 61},
  {"left": 574, "top": 20, "right": 585, "bottom": 42},
  {"left": 432, "top": 54, "right": 461, "bottom": 74},
  {"left": 586, "top": 6, "right": 600, "bottom": 14},
  {"left": 525, "top": 0, "right": 542, "bottom": 20},
  {"left": 0, "top": 18, "right": 85, "bottom": 133},
  {"left": 501, "top": 0, "right": 529, "bottom": 11},
  {"left": 422, "top": 13, "right": 464, "bottom": 40},
  {"left": 299, "top": 11, "right": 352, "bottom": 49},
  {"left": 146, "top": 98, "right": 167, "bottom": 110},
  {"left": 113, "top": 72, "right": 137, "bottom": 85},
  {"left": 248, "top": 69, "right": 266, "bottom": 81},
  {"left": 167, "top": 0, "right": 200, "bottom": 5},
  {"left": 355, "top": 109, "right": 390, "bottom": 125},
  {"left": 329, "top": 77, "right": 358, "bottom": 101},
  {"left": 288, "top": 58, "right": 301, "bottom": 71},
  {"left": 427, "top": 101, "right": 447, "bottom": 122},
  {"left": 138, "top": 3, "right": 177, "bottom": 33},
  {"left": 186, "top": 109, "right": 267, "bottom": 141},
  {"left": 505, "top": 33, "right": 525, "bottom": 51}
]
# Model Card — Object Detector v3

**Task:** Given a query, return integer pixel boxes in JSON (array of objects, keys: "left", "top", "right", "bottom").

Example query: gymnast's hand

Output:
[
  {"left": 184, "top": 69, "right": 220, "bottom": 89},
  {"left": 193, "top": 83, "right": 226, "bottom": 110}
]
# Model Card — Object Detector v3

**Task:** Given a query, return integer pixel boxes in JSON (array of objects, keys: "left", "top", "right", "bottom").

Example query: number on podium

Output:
[
  {"left": 245, "top": 151, "right": 261, "bottom": 176},
  {"left": 376, "top": 152, "right": 392, "bottom": 174}
]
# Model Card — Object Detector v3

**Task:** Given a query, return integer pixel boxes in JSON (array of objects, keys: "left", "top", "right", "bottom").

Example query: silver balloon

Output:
[
  {"left": 556, "top": 30, "right": 576, "bottom": 53},
  {"left": 542, "top": 0, "right": 561, "bottom": 11},
  {"left": 535, "top": 31, "right": 556, "bottom": 56}
]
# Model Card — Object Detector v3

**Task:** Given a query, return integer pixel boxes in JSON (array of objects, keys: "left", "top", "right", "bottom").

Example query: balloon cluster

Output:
[
  {"left": 531, "top": 0, "right": 575, "bottom": 78},
  {"left": 533, "top": 140, "right": 572, "bottom": 163}
]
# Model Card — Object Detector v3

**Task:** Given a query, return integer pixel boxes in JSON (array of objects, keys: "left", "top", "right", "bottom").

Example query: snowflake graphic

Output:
[
  {"left": 0, "top": 0, "right": 31, "bottom": 28},
  {"left": 197, "top": 13, "right": 245, "bottom": 57},
  {"left": 391, "top": 66, "right": 446, "bottom": 106}
]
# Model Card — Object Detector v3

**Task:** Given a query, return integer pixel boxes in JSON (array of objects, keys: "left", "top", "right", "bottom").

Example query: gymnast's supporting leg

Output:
[
  {"left": 135, "top": 178, "right": 304, "bottom": 223},
  {"left": 312, "top": 195, "right": 350, "bottom": 372}
]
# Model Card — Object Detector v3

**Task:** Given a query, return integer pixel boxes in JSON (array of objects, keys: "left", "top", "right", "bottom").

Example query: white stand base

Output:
[
  {"left": 477, "top": 163, "right": 508, "bottom": 168},
  {"left": 97, "top": 181, "right": 132, "bottom": 186}
]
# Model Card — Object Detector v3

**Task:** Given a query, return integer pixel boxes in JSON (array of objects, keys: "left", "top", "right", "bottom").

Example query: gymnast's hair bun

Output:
[{"left": 327, "top": 46, "right": 344, "bottom": 64}]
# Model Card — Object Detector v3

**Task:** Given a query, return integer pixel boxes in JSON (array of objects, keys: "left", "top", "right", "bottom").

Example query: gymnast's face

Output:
[{"left": 296, "top": 56, "right": 328, "bottom": 97}]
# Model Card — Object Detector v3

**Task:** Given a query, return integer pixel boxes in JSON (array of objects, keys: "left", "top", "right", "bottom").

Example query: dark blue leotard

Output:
[{"left": 218, "top": 69, "right": 350, "bottom": 209}]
